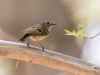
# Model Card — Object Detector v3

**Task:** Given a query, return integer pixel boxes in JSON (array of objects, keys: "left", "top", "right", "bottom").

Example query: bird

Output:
[{"left": 19, "top": 21, "right": 56, "bottom": 51}]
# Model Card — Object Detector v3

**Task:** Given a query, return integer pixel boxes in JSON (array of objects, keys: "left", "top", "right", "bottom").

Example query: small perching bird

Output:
[{"left": 19, "top": 21, "right": 56, "bottom": 51}]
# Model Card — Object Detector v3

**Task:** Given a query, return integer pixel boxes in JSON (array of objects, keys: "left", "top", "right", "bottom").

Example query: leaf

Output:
[
  {"left": 82, "top": 19, "right": 87, "bottom": 30},
  {"left": 65, "top": 30, "right": 72, "bottom": 34},
  {"left": 65, "top": 33, "right": 73, "bottom": 35},
  {"left": 77, "top": 31, "right": 84, "bottom": 38},
  {"left": 77, "top": 31, "right": 81, "bottom": 36},
  {"left": 78, "top": 25, "right": 83, "bottom": 31},
  {"left": 72, "top": 30, "right": 76, "bottom": 34}
]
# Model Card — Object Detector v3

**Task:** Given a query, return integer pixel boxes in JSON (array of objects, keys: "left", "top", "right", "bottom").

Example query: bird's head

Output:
[{"left": 40, "top": 21, "right": 57, "bottom": 31}]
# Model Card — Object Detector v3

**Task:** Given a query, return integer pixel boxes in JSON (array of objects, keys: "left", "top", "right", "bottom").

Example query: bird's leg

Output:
[
  {"left": 27, "top": 39, "right": 30, "bottom": 47},
  {"left": 37, "top": 40, "right": 44, "bottom": 51}
]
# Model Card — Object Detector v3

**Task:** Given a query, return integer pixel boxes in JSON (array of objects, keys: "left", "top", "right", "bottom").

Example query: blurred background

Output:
[{"left": 0, "top": 0, "right": 100, "bottom": 75}]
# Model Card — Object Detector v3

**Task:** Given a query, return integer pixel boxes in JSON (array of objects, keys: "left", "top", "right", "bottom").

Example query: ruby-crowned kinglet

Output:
[{"left": 19, "top": 21, "right": 56, "bottom": 51}]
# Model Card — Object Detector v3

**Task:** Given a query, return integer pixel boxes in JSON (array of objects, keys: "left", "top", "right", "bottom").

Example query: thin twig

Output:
[
  {"left": 84, "top": 32, "right": 100, "bottom": 39},
  {"left": 15, "top": 60, "right": 20, "bottom": 68}
]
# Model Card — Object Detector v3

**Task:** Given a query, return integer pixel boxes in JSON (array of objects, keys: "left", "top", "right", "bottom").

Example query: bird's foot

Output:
[
  {"left": 27, "top": 43, "right": 30, "bottom": 47},
  {"left": 42, "top": 48, "right": 44, "bottom": 52}
]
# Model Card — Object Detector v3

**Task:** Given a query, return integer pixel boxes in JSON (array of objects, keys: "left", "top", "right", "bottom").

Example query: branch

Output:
[{"left": 0, "top": 40, "right": 100, "bottom": 75}]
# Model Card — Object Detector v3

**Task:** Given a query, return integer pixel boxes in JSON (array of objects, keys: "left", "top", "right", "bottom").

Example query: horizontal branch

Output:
[{"left": 0, "top": 40, "right": 100, "bottom": 75}]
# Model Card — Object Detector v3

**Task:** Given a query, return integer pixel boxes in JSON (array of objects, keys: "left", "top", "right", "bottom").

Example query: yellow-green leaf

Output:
[{"left": 65, "top": 30, "right": 72, "bottom": 34}]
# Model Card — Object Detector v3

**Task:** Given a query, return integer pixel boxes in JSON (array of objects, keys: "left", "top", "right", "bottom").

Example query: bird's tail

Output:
[{"left": 18, "top": 34, "right": 30, "bottom": 42}]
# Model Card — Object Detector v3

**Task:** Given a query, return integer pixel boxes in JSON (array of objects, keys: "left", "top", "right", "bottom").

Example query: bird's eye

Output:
[{"left": 47, "top": 22, "right": 49, "bottom": 24}]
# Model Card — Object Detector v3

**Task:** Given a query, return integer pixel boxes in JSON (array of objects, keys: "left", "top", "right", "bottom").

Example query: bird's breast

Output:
[{"left": 29, "top": 35, "right": 48, "bottom": 41}]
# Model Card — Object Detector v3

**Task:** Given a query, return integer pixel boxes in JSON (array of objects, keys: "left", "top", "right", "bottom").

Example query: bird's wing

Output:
[{"left": 22, "top": 24, "right": 48, "bottom": 36}]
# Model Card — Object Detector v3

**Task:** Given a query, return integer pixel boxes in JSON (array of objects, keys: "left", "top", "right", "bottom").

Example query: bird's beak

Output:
[{"left": 50, "top": 23, "right": 57, "bottom": 25}]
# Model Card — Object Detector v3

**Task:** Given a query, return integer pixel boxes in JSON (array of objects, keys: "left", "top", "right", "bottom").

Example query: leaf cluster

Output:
[{"left": 65, "top": 19, "right": 87, "bottom": 39}]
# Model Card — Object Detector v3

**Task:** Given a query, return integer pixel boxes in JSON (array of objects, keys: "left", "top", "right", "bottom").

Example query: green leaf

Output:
[
  {"left": 72, "top": 30, "right": 76, "bottom": 34},
  {"left": 77, "top": 31, "right": 84, "bottom": 38},
  {"left": 65, "top": 30, "right": 72, "bottom": 34},
  {"left": 78, "top": 25, "right": 83, "bottom": 31},
  {"left": 65, "top": 19, "right": 87, "bottom": 39},
  {"left": 65, "top": 33, "right": 73, "bottom": 35},
  {"left": 77, "top": 31, "right": 81, "bottom": 36},
  {"left": 82, "top": 19, "right": 87, "bottom": 30}
]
